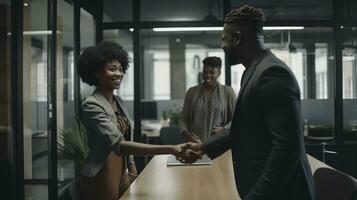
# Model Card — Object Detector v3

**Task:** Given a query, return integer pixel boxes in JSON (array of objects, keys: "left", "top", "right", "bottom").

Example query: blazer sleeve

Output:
[
  {"left": 203, "top": 129, "right": 231, "bottom": 159},
  {"left": 82, "top": 100, "right": 124, "bottom": 155},
  {"left": 178, "top": 88, "right": 193, "bottom": 133},
  {"left": 223, "top": 87, "right": 237, "bottom": 130},
  {"left": 245, "top": 66, "right": 303, "bottom": 199}
]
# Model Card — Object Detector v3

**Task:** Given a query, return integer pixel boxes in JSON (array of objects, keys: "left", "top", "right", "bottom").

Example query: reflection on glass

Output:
[
  {"left": 103, "top": 0, "right": 132, "bottom": 22},
  {"left": 343, "top": 27, "right": 357, "bottom": 140},
  {"left": 141, "top": 0, "right": 223, "bottom": 21},
  {"left": 231, "top": 0, "right": 332, "bottom": 20},
  {"left": 0, "top": 0, "right": 13, "bottom": 199},
  {"left": 57, "top": 0, "right": 76, "bottom": 193},
  {"left": 80, "top": 8, "right": 96, "bottom": 101},
  {"left": 23, "top": 0, "right": 49, "bottom": 199}
]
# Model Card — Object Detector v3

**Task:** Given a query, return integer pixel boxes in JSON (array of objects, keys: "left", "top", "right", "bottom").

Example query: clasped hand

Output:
[{"left": 174, "top": 142, "right": 204, "bottom": 164}]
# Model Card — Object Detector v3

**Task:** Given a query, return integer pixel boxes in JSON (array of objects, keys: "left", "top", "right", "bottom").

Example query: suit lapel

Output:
[
  {"left": 93, "top": 90, "right": 116, "bottom": 117},
  {"left": 236, "top": 50, "right": 269, "bottom": 102}
]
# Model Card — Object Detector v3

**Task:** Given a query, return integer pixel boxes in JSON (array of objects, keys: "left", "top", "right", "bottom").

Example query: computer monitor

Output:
[{"left": 141, "top": 101, "right": 158, "bottom": 120}]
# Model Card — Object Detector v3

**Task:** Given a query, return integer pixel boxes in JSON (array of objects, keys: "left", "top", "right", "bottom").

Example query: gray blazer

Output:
[{"left": 81, "top": 90, "right": 132, "bottom": 177}]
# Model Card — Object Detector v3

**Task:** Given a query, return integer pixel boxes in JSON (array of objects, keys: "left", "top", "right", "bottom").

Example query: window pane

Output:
[
  {"left": 23, "top": 0, "right": 49, "bottom": 199},
  {"left": 80, "top": 8, "right": 96, "bottom": 101},
  {"left": 140, "top": 29, "right": 225, "bottom": 147},
  {"left": 103, "top": 29, "right": 134, "bottom": 118},
  {"left": 345, "top": 1, "right": 357, "bottom": 20},
  {"left": 141, "top": 0, "right": 223, "bottom": 21},
  {"left": 343, "top": 27, "right": 357, "bottom": 140},
  {"left": 57, "top": 0, "right": 76, "bottom": 194},
  {"left": 103, "top": 0, "right": 132, "bottom": 22},
  {"left": 231, "top": 0, "right": 332, "bottom": 20},
  {"left": 0, "top": 1, "right": 12, "bottom": 199}
]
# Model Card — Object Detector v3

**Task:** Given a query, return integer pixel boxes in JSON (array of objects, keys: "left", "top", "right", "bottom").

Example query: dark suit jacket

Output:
[{"left": 203, "top": 49, "right": 316, "bottom": 200}]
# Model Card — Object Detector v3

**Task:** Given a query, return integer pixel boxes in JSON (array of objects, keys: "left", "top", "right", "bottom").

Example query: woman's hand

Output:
[
  {"left": 211, "top": 126, "right": 225, "bottom": 136},
  {"left": 128, "top": 161, "right": 138, "bottom": 181},
  {"left": 175, "top": 142, "right": 203, "bottom": 164}
]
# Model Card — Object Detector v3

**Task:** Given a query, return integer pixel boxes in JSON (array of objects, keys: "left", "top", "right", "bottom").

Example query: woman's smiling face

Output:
[
  {"left": 96, "top": 60, "right": 124, "bottom": 90},
  {"left": 202, "top": 65, "right": 221, "bottom": 87}
]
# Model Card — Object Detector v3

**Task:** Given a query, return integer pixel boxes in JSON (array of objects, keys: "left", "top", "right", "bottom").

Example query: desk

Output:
[
  {"left": 120, "top": 151, "right": 239, "bottom": 200},
  {"left": 120, "top": 151, "right": 329, "bottom": 200}
]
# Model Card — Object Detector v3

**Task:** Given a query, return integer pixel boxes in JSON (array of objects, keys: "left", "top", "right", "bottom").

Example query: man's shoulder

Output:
[{"left": 257, "top": 52, "right": 292, "bottom": 75}]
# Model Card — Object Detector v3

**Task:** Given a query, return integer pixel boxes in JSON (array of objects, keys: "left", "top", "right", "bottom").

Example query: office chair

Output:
[
  {"left": 313, "top": 167, "right": 357, "bottom": 200},
  {"left": 159, "top": 126, "right": 185, "bottom": 145}
]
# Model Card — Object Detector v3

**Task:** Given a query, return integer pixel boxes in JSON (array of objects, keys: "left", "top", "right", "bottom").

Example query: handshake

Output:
[{"left": 172, "top": 142, "right": 205, "bottom": 164}]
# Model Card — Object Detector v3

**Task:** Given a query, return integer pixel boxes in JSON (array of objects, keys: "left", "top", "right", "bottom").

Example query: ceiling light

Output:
[
  {"left": 263, "top": 26, "right": 304, "bottom": 30},
  {"left": 7, "top": 30, "right": 62, "bottom": 36},
  {"left": 153, "top": 26, "right": 304, "bottom": 32},
  {"left": 153, "top": 27, "right": 223, "bottom": 32}
]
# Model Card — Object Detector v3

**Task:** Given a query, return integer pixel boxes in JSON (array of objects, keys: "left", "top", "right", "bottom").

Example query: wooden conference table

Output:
[{"left": 119, "top": 151, "right": 329, "bottom": 200}]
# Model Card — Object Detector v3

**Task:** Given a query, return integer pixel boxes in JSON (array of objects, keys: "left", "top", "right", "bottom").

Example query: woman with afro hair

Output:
[{"left": 77, "top": 41, "right": 189, "bottom": 200}]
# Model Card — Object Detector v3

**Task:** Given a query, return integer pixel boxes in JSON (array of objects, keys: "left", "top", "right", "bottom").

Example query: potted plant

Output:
[{"left": 57, "top": 119, "right": 89, "bottom": 176}]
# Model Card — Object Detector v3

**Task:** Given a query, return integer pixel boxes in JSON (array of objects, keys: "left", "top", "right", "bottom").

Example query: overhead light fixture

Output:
[
  {"left": 263, "top": 26, "right": 304, "bottom": 30},
  {"left": 24, "top": 2, "right": 28, "bottom": 7},
  {"left": 129, "top": 28, "right": 134, "bottom": 32},
  {"left": 153, "top": 26, "right": 305, "bottom": 32},
  {"left": 153, "top": 27, "right": 223, "bottom": 32},
  {"left": 7, "top": 30, "right": 62, "bottom": 36}
]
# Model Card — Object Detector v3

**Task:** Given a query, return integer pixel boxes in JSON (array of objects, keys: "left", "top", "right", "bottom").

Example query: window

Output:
[
  {"left": 141, "top": 0, "right": 223, "bottom": 21},
  {"left": 343, "top": 27, "right": 357, "bottom": 140},
  {"left": 231, "top": 0, "right": 332, "bottom": 20}
]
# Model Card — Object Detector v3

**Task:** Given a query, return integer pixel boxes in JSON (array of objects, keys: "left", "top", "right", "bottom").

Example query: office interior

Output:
[{"left": 1, "top": 0, "right": 357, "bottom": 199}]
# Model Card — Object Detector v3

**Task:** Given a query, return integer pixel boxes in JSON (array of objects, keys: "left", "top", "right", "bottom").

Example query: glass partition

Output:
[
  {"left": 343, "top": 27, "right": 357, "bottom": 140},
  {"left": 23, "top": 0, "right": 49, "bottom": 199},
  {"left": 79, "top": 8, "right": 96, "bottom": 101},
  {"left": 141, "top": 0, "right": 223, "bottom": 21},
  {"left": 231, "top": 0, "right": 332, "bottom": 20},
  {"left": 57, "top": 0, "right": 75, "bottom": 196},
  {"left": 140, "top": 29, "right": 226, "bottom": 143},
  {"left": 103, "top": 0, "right": 132, "bottom": 22}
]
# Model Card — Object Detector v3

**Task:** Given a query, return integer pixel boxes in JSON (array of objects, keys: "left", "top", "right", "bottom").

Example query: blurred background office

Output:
[{"left": 1, "top": 0, "right": 357, "bottom": 199}]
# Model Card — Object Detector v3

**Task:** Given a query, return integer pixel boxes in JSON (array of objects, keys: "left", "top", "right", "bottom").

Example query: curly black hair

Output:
[
  {"left": 203, "top": 56, "right": 222, "bottom": 69},
  {"left": 225, "top": 5, "right": 265, "bottom": 34},
  {"left": 77, "top": 41, "right": 130, "bottom": 86}
]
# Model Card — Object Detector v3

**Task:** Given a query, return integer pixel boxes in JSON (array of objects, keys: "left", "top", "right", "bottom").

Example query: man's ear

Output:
[{"left": 234, "top": 31, "right": 241, "bottom": 46}]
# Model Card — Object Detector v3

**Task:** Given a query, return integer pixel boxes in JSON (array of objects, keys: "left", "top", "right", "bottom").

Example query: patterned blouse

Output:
[
  {"left": 114, "top": 106, "right": 130, "bottom": 140},
  {"left": 190, "top": 85, "right": 224, "bottom": 141}
]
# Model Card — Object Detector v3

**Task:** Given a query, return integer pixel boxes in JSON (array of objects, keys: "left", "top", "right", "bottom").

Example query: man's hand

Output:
[{"left": 176, "top": 142, "right": 204, "bottom": 164}]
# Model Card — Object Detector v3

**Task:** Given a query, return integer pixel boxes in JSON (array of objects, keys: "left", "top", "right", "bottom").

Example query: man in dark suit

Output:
[{"left": 181, "top": 5, "right": 317, "bottom": 200}]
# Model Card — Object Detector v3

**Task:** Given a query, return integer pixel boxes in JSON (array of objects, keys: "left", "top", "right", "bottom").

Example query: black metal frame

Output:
[
  {"left": 74, "top": 0, "right": 81, "bottom": 118},
  {"left": 333, "top": 0, "right": 344, "bottom": 144},
  {"left": 11, "top": 0, "right": 24, "bottom": 199},
  {"left": 48, "top": 0, "right": 58, "bottom": 198}
]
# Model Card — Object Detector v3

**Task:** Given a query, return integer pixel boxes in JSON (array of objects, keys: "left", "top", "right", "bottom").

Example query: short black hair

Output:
[
  {"left": 203, "top": 56, "right": 222, "bottom": 69},
  {"left": 77, "top": 41, "right": 130, "bottom": 86},
  {"left": 224, "top": 5, "right": 265, "bottom": 34}
]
